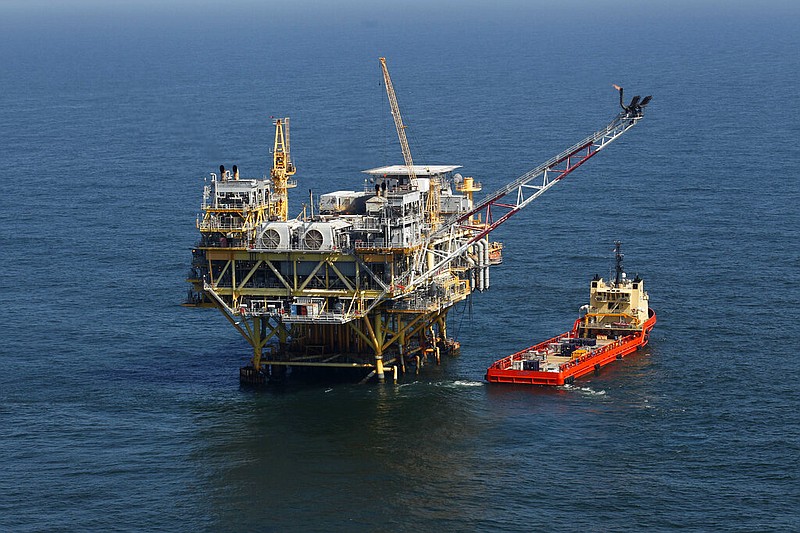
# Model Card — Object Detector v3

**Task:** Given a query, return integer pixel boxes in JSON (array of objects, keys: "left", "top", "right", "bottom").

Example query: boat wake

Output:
[
  {"left": 428, "top": 379, "right": 485, "bottom": 389},
  {"left": 452, "top": 380, "right": 485, "bottom": 387},
  {"left": 395, "top": 379, "right": 484, "bottom": 390},
  {"left": 561, "top": 383, "right": 607, "bottom": 396}
]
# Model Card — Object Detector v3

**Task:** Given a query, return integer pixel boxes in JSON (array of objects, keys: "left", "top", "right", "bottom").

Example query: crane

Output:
[
  {"left": 404, "top": 86, "right": 652, "bottom": 292},
  {"left": 379, "top": 57, "right": 440, "bottom": 230},
  {"left": 270, "top": 117, "right": 296, "bottom": 221}
]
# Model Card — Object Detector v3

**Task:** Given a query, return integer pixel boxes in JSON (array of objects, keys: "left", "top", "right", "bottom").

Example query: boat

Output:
[
  {"left": 488, "top": 241, "right": 504, "bottom": 265},
  {"left": 485, "top": 242, "right": 656, "bottom": 386}
]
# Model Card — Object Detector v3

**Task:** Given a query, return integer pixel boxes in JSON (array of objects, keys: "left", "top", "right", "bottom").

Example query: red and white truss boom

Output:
[
  {"left": 406, "top": 106, "right": 648, "bottom": 292},
  {"left": 433, "top": 109, "right": 645, "bottom": 244}
]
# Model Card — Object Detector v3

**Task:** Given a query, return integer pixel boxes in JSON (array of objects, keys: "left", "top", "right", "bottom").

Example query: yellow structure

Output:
[
  {"left": 188, "top": 155, "right": 474, "bottom": 383},
  {"left": 455, "top": 176, "right": 482, "bottom": 224},
  {"left": 579, "top": 243, "right": 651, "bottom": 335},
  {"left": 270, "top": 118, "right": 297, "bottom": 221}
]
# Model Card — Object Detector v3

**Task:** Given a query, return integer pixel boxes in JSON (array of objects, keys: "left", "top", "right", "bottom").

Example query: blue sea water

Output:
[{"left": 2, "top": 2, "right": 800, "bottom": 531}]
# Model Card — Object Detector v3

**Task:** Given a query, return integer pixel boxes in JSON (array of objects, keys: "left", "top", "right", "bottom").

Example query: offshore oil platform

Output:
[{"left": 185, "top": 58, "right": 651, "bottom": 384}]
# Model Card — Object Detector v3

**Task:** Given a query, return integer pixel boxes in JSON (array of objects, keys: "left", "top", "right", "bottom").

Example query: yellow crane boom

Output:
[{"left": 270, "top": 117, "right": 296, "bottom": 221}]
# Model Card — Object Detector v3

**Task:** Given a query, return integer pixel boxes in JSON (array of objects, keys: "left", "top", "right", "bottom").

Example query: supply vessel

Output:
[
  {"left": 485, "top": 242, "right": 656, "bottom": 386},
  {"left": 185, "top": 57, "right": 652, "bottom": 384}
]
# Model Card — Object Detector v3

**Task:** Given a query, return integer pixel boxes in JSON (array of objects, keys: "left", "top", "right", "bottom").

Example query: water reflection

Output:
[{"left": 191, "top": 378, "right": 494, "bottom": 530}]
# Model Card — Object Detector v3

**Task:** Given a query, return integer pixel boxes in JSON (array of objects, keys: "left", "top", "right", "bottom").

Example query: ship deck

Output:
[
  {"left": 503, "top": 338, "right": 616, "bottom": 371},
  {"left": 486, "top": 310, "right": 656, "bottom": 386}
]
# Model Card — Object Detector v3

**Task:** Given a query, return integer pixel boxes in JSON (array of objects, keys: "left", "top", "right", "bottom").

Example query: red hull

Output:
[{"left": 486, "top": 309, "right": 656, "bottom": 386}]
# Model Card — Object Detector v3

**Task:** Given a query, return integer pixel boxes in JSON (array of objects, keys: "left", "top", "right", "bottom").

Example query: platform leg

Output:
[
  {"left": 398, "top": 331, "right": 406, "bottom": 374},
  {"left": 376, "top": 355, "right": 385, "bottom": 382}
]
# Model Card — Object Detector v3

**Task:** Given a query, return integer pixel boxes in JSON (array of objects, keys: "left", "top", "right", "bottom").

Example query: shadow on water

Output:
[
  {"left": 189, "top": 344, "right": 671, "bottom": 531},
  {"left": 190, "top": 372, "right": 498, "bottom": 531}
]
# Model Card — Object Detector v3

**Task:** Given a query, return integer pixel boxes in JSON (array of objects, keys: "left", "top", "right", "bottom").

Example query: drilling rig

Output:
[{"left": 185, "top": 59, "right": 651, "bottom": 384}]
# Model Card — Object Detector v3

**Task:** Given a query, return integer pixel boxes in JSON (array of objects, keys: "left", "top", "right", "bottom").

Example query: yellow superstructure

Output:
[
  {"left": 579, "top": 243, "right": 651, "bottom": 335},
  {"left": 270, "top": 118, "right": 296, "bottom": 221}
]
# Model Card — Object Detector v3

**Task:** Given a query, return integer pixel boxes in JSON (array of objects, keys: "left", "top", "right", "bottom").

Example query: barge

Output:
[{"left": 486, "top": 242, "right": 656, "bottom": 386}]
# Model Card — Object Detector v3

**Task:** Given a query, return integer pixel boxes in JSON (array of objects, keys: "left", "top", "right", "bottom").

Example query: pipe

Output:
[
  {"left": 480, "top": 240, "right": 489, "bottom": 291},
  {"left": 464, "top": 251, "right": 476, "bottom": 292},
  {"left": 472, "top": 243, "right": 482, "bottom": 291},
  {"left": 475, "top": 240, "right": 486, "bottom": 291},
  {"left": 483, "top": 237, "right": 490, "bottom": 290}
]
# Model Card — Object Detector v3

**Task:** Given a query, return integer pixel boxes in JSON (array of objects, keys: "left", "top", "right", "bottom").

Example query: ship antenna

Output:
[{"left": 614, "top": 241, "right": 624, "bottom": 285}]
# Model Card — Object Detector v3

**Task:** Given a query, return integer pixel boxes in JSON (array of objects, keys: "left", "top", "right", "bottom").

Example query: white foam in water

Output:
[
  {"left": 452, "top": 380, "right": 484, "bottom": 387},
  {"left": 561, "top": 384, "right": 606, "bottom": 396},
  {"left": 580, "top": 387, "right": 606, "bottom": 396},
  {"left": 432, "top": 380, "right": 484, "bottom": 388}
]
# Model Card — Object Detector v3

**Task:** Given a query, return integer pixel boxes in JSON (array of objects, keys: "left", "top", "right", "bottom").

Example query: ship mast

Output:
[{"left": 614, "top": 240, "right": 624, "bottom": 285}]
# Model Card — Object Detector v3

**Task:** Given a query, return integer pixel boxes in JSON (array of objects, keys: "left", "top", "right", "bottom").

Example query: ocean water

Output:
[{"left": 2, "top": 2, "right": 800, "bottom": 531}]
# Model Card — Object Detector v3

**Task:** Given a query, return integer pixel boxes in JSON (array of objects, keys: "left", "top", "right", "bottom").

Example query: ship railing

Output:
[
  {"left": 354, "top": 239, "right": 387, "bottom": 249},
  {"left": 392, "top": 296, "right": 443, "bottom": 311},
  {"left": 498, "top": 331, "right": 644, "bottom": 372},
  {"left": 384, "top": 214, "right": 420, "bottom": 226},
  {"left": 280, "top": 312, "right": 355, "bottom": 324},
  {"left": 209, "top": 202, "right": 246, "bottom": 210},
  {"left": 237, "top": 307, "right": 349, "bottom": 323},
  {"left": 242, "top": 299, "right": 283, "bottom": 313},
  {"left": 200, "top": 239, "right": 246, "bottom": 249},
  {"left": 488, "top": 331, "right": 574, "bottom": 370},
  {"left": 455, "top": 181, "right": 482, "bottom": 191},
  {"left": 558, "top": 332, "right": 641, "bottom": 371},
  {"left": 199, "top": 220, "right": 245, "bottom": 231},
  {"left": 349, "top": 218, "right": 383, "bottom": 231},
  {"left": 238, "top": 300, "right": 357, "bottom": 323},
  {"left": 391, "top": 295, "right": 436, "bottom": 311},
  {"left": 389, "top": 278, "right": 469, "bottom": 311}
]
